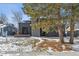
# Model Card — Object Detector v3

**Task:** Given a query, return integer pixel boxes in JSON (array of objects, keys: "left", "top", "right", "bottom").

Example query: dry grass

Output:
[{"left": 35, "top": 39, "right": 72, "bottom": 52}]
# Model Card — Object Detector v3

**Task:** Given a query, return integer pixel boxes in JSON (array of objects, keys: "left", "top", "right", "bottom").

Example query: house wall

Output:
[
  {"left": 31, "top": 29, "right": 40, "bottom": 37},
  {"left": 31, "top": 20, "right": 41, "bottom": 37},
  {"left": 19, "top": 21, "right": 31, "bottom": 35}
]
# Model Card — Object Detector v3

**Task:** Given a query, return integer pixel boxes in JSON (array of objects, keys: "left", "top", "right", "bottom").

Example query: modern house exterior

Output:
[
  {"left": 19, "top": 21, "right": 31, "bottom": 36},
  {"left": 18, "top": 20, "right": 79, "bottom": 37},
  {"left": 18, "top": 20, "right": 62, "bottom": 37}
]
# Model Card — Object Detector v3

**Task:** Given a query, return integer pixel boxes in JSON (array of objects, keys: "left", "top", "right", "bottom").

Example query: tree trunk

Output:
[
  {"left": 57, "top": 22, "right": 64, "bottom": 43},
  {"left": 57, "top": 8, "right": 64, "bottom": 43},
  {"left": 69, "top": 19, "right": 74, "bottom": 44},
  {"left": 56, "top": 4, "right": 64, "bottom": 44}
]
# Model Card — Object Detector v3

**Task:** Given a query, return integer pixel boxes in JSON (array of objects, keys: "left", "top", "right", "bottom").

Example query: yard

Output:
[{"left": 0, "top": 36, "right": 79, "bottom": 56}]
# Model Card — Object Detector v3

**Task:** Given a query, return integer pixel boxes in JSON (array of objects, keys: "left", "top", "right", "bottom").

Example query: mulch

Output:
[{"left": 35, "top": 39, "right": 72, "bottom": 52}]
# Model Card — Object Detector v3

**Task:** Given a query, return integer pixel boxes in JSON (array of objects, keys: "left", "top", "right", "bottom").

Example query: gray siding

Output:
[{"left": 31, "top": 29, "right": 40, "bottom": 37}]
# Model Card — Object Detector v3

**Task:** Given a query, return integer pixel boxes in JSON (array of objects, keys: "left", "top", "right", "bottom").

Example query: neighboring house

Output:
[
  {"left": 66, "top": 21, "right": 79, "bottom": 36},
  {"left": 0, "top": 21, "right": 17, "bottom": 36},
  {"left": 3, "top": 24, "right": 17, "bottom": 36},
  {"left": 0, "top": 20, "right": 6, "bottom": 36}
]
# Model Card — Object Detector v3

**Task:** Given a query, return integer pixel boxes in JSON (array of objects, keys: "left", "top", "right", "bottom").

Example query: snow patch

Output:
[
  {"left": 0, "top": 43, "right": 19, "bottom": 52},
  {"left": 72, "top": 44, "right": 79, "bottom": 51},
  {"left": 22, "top": 44, "right": 33, "bottom": 52},
  {"left": 47, "top": 47, "right": 54, "bottom": 53}
]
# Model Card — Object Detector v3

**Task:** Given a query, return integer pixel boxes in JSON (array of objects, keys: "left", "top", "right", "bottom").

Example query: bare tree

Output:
[
  {"left": 0, "top": 13, "right": 8, "bottom": 24},
  {"left": 12, "top": 11, "right": 22, "bottom": 23},
  {"left": 12, "top": 11, "right": 23, "bottom": 34}
]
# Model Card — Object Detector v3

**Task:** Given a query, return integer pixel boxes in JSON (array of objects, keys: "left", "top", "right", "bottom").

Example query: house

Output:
[
  {"left": 31, "top": 19, "right": 65, "bottom": 37},
  {"left": 0, "top": 20, "right": 17, "bottom": 36},
  {"left": 66, "top": 21, "right": 79, "bottom": 36},
  {"left": 18, "top": 20, "right": 42, "bottom": 37},
  {"left": 3, "top": 24, "right": 17, "bottom": 36},
  {"left": 18, "top": 20, "right": 65, "bottom": 37},
  {"left": 0, "top": 20, "right": 6, "bottom": 36},
  {"left": 19, "top": 21, "right": 31, "bottom": 36}
]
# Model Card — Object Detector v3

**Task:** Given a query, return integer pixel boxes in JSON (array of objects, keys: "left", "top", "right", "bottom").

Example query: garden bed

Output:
[{"left": 35, "top": 39, "right": 72, "bottom": 52}]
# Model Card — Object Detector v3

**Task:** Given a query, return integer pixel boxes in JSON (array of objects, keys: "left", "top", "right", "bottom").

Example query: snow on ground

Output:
[{"left": 0, "top": 36, "right": 79, "bottom": 56}]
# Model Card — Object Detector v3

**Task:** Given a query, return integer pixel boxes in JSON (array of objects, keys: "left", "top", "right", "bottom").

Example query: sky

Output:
[{"left": 0, "top": 3, "right": 29, "bottom": 28}]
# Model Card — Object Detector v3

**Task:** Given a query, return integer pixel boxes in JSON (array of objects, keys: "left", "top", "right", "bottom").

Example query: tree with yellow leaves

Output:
[{"left": 23, "top": 3, "right": 66, "bottom": 43}]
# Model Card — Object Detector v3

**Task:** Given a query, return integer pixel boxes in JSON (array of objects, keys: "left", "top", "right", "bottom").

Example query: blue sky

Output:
[{"left": 0, "top": 3, "right": 29, "bottom": 27}]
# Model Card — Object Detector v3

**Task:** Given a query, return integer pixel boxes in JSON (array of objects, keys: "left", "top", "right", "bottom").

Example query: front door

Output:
[{"left": 22, "top": 27, "right": 27, "bottom": 34}]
